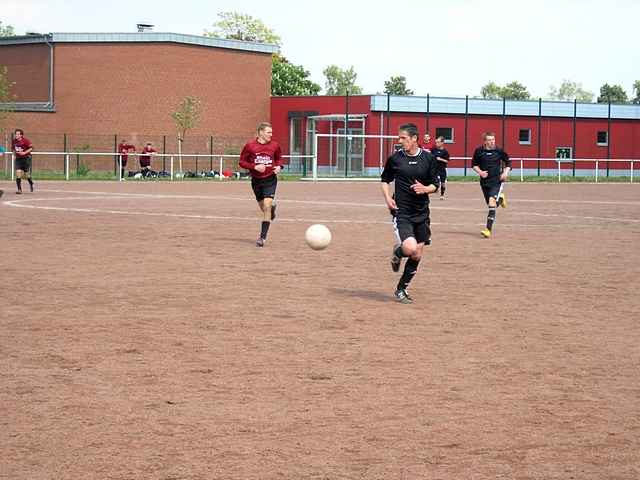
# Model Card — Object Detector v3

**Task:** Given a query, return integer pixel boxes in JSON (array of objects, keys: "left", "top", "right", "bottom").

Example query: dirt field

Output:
[{"left": 1, "top": 180, "right": 639, "bottom": 479}]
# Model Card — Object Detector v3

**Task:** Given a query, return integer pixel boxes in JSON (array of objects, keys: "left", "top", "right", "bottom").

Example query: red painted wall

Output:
[{"left": 271, "top": 96, "right": 640, "bottom": 172}]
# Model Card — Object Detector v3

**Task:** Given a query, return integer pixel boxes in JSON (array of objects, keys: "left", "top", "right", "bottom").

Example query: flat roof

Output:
[
  {"left": 0, "top": 32, "right": 279, "bottom": 54},
  {"left": 371, "top": 95, "right": 640, "bottom": 121}
]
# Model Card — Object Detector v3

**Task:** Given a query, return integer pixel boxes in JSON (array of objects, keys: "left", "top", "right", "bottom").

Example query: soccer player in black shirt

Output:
[
  {"left": 381, "top": 123, "right": 440, "bottom": 304},
  {"left": 472, "top": 132, "right": 511, "bottom": 238},
  {"left": 431, "top": 136, "right": 450, "bottom": 200}
]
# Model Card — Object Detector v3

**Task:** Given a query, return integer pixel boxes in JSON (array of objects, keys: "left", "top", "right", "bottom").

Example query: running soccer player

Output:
[
  {"left": 239, "top": 122, "right": 283, "bottom": 247},
  {"left": 12, "top": 129, "right": 34, "bottom": 194},
  {"left": 382, "top": 123, "right": 440, "bottom": 304},
  {"left": 472, "top": 132, "right": 511, "bottom": 238},
  {"left": 431, "top": 136, "right": 450, "bottom": 200}
]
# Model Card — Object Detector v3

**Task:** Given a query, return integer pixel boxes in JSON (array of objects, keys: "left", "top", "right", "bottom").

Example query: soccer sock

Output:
[
  {"left": 16, "top": 178, "right": 22, "bottom": 191},
  {"left": 260, "top": 221, "right": 271, "bottom": 239},
  {"left": 394, "top": 245, "right": 410, "bottom": 258},
  {"left": 397, "top": 258, "right": 420, "bottom": 291},
  {"left": 27, "top": 178, "right": 33, "bottom": 187},
  {"left": 121, "top": 168, "right": 125, "bottom": 178},
  {"left": 441, "top": 182, "right": 446, "bottom": 196},
  {"left": 486, "top": 207, "right": 496, "bottom": 230}
]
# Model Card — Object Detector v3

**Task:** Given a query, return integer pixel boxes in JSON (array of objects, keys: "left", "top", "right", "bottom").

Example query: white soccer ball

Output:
[
  {"left": 134, "top": 172, "right": 143, "bottom": 179},
  {"left": 305, "top": 224, "right": 332, "bottom": 250}
]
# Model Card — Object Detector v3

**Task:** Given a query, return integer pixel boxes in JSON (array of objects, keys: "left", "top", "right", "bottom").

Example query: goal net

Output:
[{"left": 307, "top": 133, "right": 399, "bottom": 180}]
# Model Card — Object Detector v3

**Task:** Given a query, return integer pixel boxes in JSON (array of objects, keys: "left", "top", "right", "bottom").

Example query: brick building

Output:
[{"left": 0, "top": 32, "right": 277, "bottom": 158}]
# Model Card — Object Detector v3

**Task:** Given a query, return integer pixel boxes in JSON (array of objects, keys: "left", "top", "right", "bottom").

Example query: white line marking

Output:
[{"left": 4, "top": 190, "right": 640, "bottom": 225}]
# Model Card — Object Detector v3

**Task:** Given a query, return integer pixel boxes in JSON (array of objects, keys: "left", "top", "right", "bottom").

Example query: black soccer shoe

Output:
[
  {"left": 270, "top": 202, "right": 277, "bottom": 221},
  {"left": 394, "top": 289, "right": 413, "bottom": 304},
  {"left": 30, "top": 183, "right": 34, "bottom": 193},
  {"left": 390, "top": 246, "right": 402, "bottom": 273}
]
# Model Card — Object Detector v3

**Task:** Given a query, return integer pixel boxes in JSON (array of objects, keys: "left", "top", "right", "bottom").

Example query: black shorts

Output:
[
  {"left": 251, "top": 175, "right": 278, "bottom": 201},
  {"left": 15, "top": 155, "right": 32, "bottom": 173},
  {"left": 392, "top": 214, "right": 431, "bottom": 245},
  {"left": 481, "top": 182, "right": 503, "bottom": 204}
]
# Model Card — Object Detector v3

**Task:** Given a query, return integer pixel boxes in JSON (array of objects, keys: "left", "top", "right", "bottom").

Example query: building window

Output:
[
  {"left": 597, "top": 131, "right": 608, "bottom": 146},
  {"left": 435, "top": 127, "right": 454, "bottom": 143},
  {"left": 519, "top": 128, "right": 531, "bottom": 145}
]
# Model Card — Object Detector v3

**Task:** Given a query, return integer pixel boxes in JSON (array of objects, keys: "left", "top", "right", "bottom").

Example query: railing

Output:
[
  {"left": 2, "top": 152, "right": 310, "bottom": 181},
  {"left": 2, "top": 152, "right": 638, "bottom": 182}
]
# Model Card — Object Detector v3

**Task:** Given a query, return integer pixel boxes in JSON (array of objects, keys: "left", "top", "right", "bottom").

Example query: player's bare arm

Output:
[{"left": 410, "top": 180, "right": 437, "bottom": 195}]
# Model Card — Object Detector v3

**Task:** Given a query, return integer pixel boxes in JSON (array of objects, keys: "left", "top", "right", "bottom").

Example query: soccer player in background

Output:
[
  {"left": 139, "top": 142, "right": 156, "bottom": 177},
  {"left": 12, "top": 129, "right": 34, "bottom": 194},
  {"left": 422, "top": 132, "right": 434, "bottom": 152},
  {"left": 431, "top": 136, "right": 450, "bottom": 199},
  {"left": 382, "top": 123, "right": 440, "bottom": 304},
  {"left": 472, "top": 132, "right": 511, "bottom": 238},
  {"left": 239, "top": 122, "right": 283, "bottom": 247},
  {"left": 117, "top": 139, "right": 133, "bottom": 180}
]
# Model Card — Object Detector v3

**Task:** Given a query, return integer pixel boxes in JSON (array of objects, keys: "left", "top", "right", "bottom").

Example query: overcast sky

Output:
[{"left": 4, "top": 0, "right": 639, "bottom": 99}]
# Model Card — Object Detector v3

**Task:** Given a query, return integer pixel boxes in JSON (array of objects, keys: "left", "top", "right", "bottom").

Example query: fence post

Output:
[
  {"left": 557, "top": 160, "right": 561, "bottom": 183},
  {"left": 170, "top": 156, "right": 174, "bottom": 180},
  {"left": 219, "top": 156, "right": 223, "bottom": 179},
  {"left": 11, "top": 153, "right": 15, "bottom": 181},
  {"left": 631, "top": 160, "right": 634, "bottom": 183},
  {"left": 210, "top": 135, "right": 214, "bottom": 171},
  {"left": 520, "top": 158, "right": 524, "bottom": 182},
  {"left": 162, "top": 135, "right": 167, "bottom": 172},
  {"left": 595, "top": 160, "right": 599, "bottom": 183},
  {"left": 65, "top": 154, "right": 70, "bottom": 180}
]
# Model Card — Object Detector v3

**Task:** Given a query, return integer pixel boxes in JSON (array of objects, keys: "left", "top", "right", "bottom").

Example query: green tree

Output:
[
  {"left": 204, "top": 12, "right": 281, "bottom": 45},
  {"left": 480, "top": 81, "right": 503, "bottom": 99},
  {"left": 501, "top": 81, "right": 531, "bottom": 100},
  {"left": 597, "top": 83, "right": 628, "bottom": 103},
  {"left": 0, "top": 21, "right": 15, "bottom": 37},
  {"left": 171, "top": 96, "right": 201, "bottom": 174},
  {"left": 480, "top": 81, "right": 531, "bottom": 100},
  {"left": 271, "top": 54, "right": 320, "bottom": 96},
  {"left": 547, "top": 79, "right": 594, "bottom": 102},
  {"left": 632, "top": 80, "right": 640, "bottom": 105},
  {"left": 0, "top": 66, "right": 16, "bottom": 137},
  {"left": 323, "top": 65, "right": 362, "bottom": 95},
  {"left": 383, "top": 75, "right": 414, "bottom": 95}
]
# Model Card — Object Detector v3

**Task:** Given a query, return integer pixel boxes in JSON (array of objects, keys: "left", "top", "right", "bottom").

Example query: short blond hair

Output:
[{"left": 257, "top": 122, "right": 272, "bottom": 133}]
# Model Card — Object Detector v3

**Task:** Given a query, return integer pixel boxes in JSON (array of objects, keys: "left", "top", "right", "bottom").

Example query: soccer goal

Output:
[{"left": 309, "top": 133, "right": 399, "bottom": 181}]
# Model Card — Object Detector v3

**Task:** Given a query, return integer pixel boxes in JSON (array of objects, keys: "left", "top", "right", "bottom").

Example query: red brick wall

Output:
[
  {"left": 0, "top": 43, "right": 50, "bottom": 101},
  {"left": 6, "top": 42, "right": 272, "bottom": 147}
]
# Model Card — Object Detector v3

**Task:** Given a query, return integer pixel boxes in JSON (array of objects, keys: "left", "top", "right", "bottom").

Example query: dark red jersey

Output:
[
  {"left": 118, "top": 142, "right": 134, "bottom": 160},
  {"left": 239, "top": 139, "right": 283, "bottom": 179},
  {"left": 422, "top": 139, "right": 435, "bottom": 152},
  {"left": 140, "top": 145, "right": 156, "bottom": 166},
  {"left": 12, "top": 137, "right": 33, "bottom": 158}
]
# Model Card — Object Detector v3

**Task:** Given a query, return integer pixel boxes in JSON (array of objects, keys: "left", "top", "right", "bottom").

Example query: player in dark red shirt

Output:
[
  {"left": 421, "top": 132, "right": 435, "bottom": 152},
  {"left": 117, "top": 139, "right": 134, "bottom": 180},
  {"left": 12, "top": 129, "right": 34, "bottom": 194},
  {"left": 139, "top": 142, "right": 156, "bottom": 177},
  {"left": 239, "top": 122, "right": 283, "bottom": 247}
]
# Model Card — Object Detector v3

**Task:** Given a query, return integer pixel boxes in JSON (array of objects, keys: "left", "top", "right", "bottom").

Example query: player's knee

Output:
[
  {"left": 401, "top": 241, "right": 418, "bottom": 257},
  {"left": 488, "top": 198, "right": 497, "bottom": 208}
]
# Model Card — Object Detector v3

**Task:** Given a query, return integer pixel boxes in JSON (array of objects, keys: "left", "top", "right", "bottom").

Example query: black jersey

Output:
[
  {"left": 381, "top": 148, "right": 440, "bottom": 220},
  {"left": 431, "top": 147, "right": 450, "bottom": 172},
  {"left": 472, "top": 147, "right": 511, "bottom": 186}
]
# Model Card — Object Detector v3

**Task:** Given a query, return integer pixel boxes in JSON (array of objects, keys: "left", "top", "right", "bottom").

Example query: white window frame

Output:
[
  {"left": 596, "top": 131, "right": 608, "bottom": 146},
  {"left": 435, "top": 127, "right": 454, "bottom": 144},
  {"left": 518, "top": 128, "right": 532, "bottom": 145}
]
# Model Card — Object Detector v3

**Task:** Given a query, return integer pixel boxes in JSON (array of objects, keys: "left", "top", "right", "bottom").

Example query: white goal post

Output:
[{"left": 312, "top": 133, "right": 399, "bottom": 181}]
